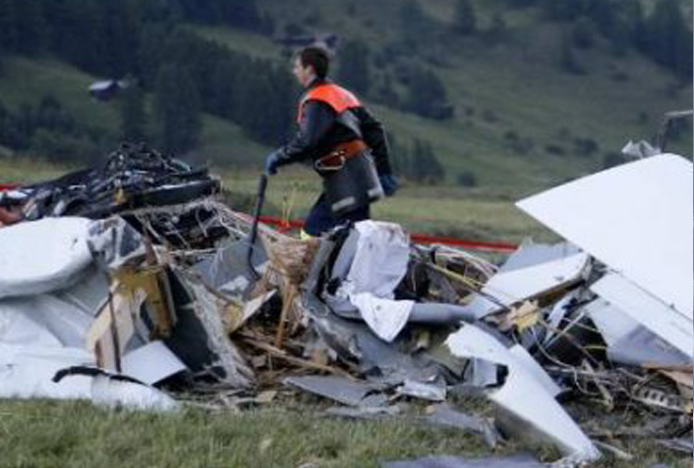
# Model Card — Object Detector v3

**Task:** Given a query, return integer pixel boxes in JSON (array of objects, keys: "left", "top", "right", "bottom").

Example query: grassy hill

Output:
[
  {"left": 0, "top": 56, "right": 269, "bottom": 169},
  {"left": 0, "top": 0, "right": 690, "bottom": 239},
  {"left": 195, "top": 0, "right": 692, "bottom": 195}
]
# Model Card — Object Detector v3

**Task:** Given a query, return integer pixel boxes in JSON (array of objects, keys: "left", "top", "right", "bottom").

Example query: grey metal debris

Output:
[
  {"left": 396, "top": 378, "right": 447, "bottom": 402},
  {"left": 302, "top": 292, "right": 445, "bottom": 387},
  {"left": 608, "top": 326, "right": 691, "bottom": 367},
  {"left": 195, "top": 238, "right": 267, "bottom": 296},
  {"left": 446, "top": 324, "right": 600, "bottom": 461},
  {"left": 1, "top": 152, "right": 691, "bottom": 468},
  {"left": 380, "top": 454, "right": 545, "bottom": 468},
  {"left": 169, "top": 269, "right": 253, "bottom": 387},
  {"left": 423, "top": 403, "right": 501, "bottom": 448},
  {"left": 284, "top": 375, "right": 384, "bottom": 407}
]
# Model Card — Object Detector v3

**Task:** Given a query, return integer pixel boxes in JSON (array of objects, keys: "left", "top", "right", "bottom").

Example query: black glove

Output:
[
  {"left": 379, "top": 174, "right": 399, "bottom": 197},
  {"left": 264, "top": 149, "right": 285, "bottom": 176}
]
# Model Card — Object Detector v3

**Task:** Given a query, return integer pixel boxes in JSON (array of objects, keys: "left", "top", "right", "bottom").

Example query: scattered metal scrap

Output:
[
  {"left": 0, "top": 147, "right": 691, "bottom": 465},
  {"left": 379, "top": 454, "right": 546, "bottom": 468}
]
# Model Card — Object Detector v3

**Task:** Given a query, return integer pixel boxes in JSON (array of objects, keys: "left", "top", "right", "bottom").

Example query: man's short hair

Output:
[{"left": 299, "top": 46, "right": 330, "bottom": 79}]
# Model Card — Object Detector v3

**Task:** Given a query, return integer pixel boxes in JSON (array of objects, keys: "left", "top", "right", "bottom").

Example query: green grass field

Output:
[
  {"left": 0, "top": 400, "right": 487, "bottom": 468},
  {"left": 0, "top": 398, "right": 689, "bottom": 468},
  {"left": 219, "top": 165, "right": 551, "bottom": 242}
]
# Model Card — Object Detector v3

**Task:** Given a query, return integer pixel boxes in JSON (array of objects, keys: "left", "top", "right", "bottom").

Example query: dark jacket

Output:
[{"left": 279, "top": 78, "right": 393, "bottom": 176}]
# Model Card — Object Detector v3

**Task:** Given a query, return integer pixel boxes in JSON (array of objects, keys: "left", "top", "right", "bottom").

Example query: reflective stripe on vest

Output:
[{"left": 296, "top": 84, "right": 362, "bottom": 123}]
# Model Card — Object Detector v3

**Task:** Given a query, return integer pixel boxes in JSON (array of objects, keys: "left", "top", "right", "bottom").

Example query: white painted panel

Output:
[
  {"left": 0, "top": 344, "right": 94, "bottom": 399},
  {"left": 517, "top": 154, "right": 693, "bottom": 319},
  {"left": 591, "top": 273, "right": 693, "bottom": 359},
  {"left": 582, "top": 298, "right": 640, "bottom": 347},
  {"left": 446, "top": 325, "right": 599, "bottom": 460},
  {"left": 0, "top": 217, "right": 93, "bottom": 298},
  {"left": 121, "top": 341, "right": 187, "bottom": 385},
  {"left": 468, "top": 252, "right": 590, "bottom": 318}
]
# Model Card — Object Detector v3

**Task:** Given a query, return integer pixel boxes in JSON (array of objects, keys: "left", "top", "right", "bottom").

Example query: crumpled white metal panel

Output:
[
  {"left": 0, "top": 217, "right": 93, "bottom": 299},
  {"left": 446, "top": 325, "right": 600, "bottom": 461},
  {"left": 517, "top": 154, "right": 693, "bottom": 320}
]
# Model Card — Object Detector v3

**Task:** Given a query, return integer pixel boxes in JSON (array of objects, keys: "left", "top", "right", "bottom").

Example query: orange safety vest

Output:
[{"left": 296, "top": 83, "right": 361, "bottom": 123}]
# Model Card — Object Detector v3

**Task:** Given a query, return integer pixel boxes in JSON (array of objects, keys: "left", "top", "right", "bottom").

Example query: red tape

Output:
[
  {"left": 0, "top": 185, "right": 517, "bottom": 253},
  {"left": 258, "top": 216, "right": 517, "bottom": 253}
]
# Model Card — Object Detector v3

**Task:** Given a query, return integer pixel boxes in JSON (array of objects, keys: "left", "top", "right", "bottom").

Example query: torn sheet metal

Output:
[
  {"left": 499, "top": 241, "right": 582, "bottom": 273},
  {"left": 517, "top": 153, "right": 693, "bottom": 319},
  {"left": 345, "top": 221, "right": 411, "bottom": 297},
  {"left": 53, "top": 265, "right": 111, "bottom": 318},
  {"left": 446, "top": 325, "right": 560, "bottom": 397},
  {"left": 1, "top": 261, "right": 106, "bottom": 341},
  {"left": 195, "top": 238, "right": 267, "bottom": 296},
  {"left": 167, "top": 269, "right": 253, "bottom": 387},
  {"left": 0, "top": 344, "right": 173, "bottom": 410},
  {"left": 87, "top": 216, "right": 146, "bottom": 271},
  {"left": 446, "top": 325, "right": 599, "bottom": 461},
  {"left": 591, "top": 272, "right": 693, "bottom": 359},
  {"left": 467, "top": 247, "right": 589, "bottom": 319},
  {"left": 302, "top": 237, "right": 337, "bottom": 294},
  {"left": 465, "top": 358, "right": 502, "bottom": 388},
  {"left": 329, "top": 221, "right": 415, "bottom": 341},
  {"left": 0, "top": 292, "right": 97, "bottom": 348},
  {"left": 302, "top": 292, "right": 443, "bottom": 386},
  {"left": 0, "top": 264, "right": 135, "bottom": 400},
  {"left": 349, "top": 293, "right": 414, "bottom": 342},
  {"left": 380, "top": 454, "right": 545, "bottom": 468},
  {"left": 0, "top": 344, "right": 94, "bottom": 399},
  {"left": 542, "top": 290, "right": 582, "bottom": 346},
  {"left": 583, "top": 298, "right": 640, "bottom": 348},
  {"left": 284, "top": 375, "right": 384, "bottom": 407},
  {"left": 121, "top": 341, "right": 186, "bottom": 385},
  {"left": 508, "top": 345, "right": 562, "bottom": 397},
  {"left": 423, "top": 403, "right": 500, "bottom": 448},
  {"left": 396, "top": 378, "right": 447, "bottom": 401},
  {"left": 0, "top": 217, "right": 93, "bottom": 299},
  {"left": 608, "top": 326, "right": 691, "bottom": 367},
  {"left": 1, "top": 353, "right": 175, "bottom": 411}
]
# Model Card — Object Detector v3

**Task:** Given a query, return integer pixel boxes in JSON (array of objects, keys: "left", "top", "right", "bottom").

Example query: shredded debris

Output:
[{"left": 0, "top": 145, "right": 691, "bottom": 466}]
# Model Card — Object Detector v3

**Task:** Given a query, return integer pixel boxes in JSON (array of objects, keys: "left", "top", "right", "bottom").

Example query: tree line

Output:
[
  {"left": 0, "top": 0, "right": 689, "bottom": 172},
  {"left": 340, "top": 0, "right": 692, "bottom": 123},
  {"left": 516, "top": 0, "right": 692, "bottom": 79},
  {"left": 0, "top": 0, "right": 453, "bottom": 174},
  {"left": 0, "top": 95, "right": 106, "bottom": 162},
  {"left": 0, "top": 0, "right": 291, "bottom": 158}
]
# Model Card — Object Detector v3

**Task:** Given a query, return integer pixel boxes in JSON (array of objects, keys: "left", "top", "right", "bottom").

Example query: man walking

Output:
[{"left": 264, "top": 46, "right": 398, "bottom": 237}]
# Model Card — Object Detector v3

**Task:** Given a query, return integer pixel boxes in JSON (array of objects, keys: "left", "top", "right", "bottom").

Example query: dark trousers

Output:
[{"left": 303, "top": 192, "right": 370, "bottom": 236}]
